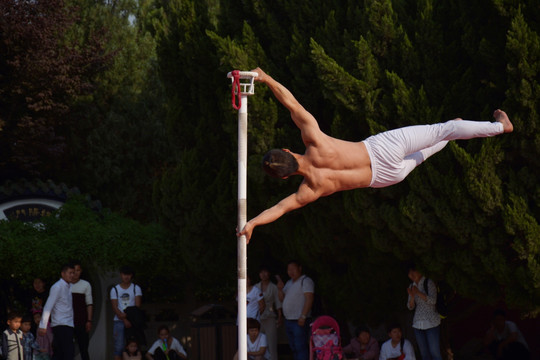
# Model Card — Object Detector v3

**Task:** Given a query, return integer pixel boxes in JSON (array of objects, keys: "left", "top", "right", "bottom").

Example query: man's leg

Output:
[
  {"left": 73, "top": 325, "right": 90, "bottom": 360},
  {"left": 284, "top": 320, "right": 298, "bottom": 358},
  {"left": 52, "top": 325, "right": 75, "bottom": 360},
  {"left": 368, "top": 116, "right": 506, "bottom": 187},
  {"left": 292, "top": 322, "right": 310, "bottom": 360},
  {"left": 385, "top": 119, "right": 503, "bottom": 160},
  {"left": 113, "top": 320, "right": 125, "bottom": 360}
]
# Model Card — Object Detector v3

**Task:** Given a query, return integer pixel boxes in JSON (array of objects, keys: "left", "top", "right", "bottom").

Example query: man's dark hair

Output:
[
  {"left": 61, "top": 262, "right": 75, "bottom": 273},
  {"left": 247, "top": 317, "right": 261, "bottom": 330},
  {"left": 71, "top": 259, "right": 82, "bottom": 267},
  {"left": 493, "top": 309, "right": 506, "bottom": 318},
  {"left": 120, "top": 265, "right": 135, "bottom": 277},
  {"left": 287, "top": 259, "right": 302, "bottom": 267},
  {"left": 262, "top": 149, "right": 299, "bottom": 178},
  {"left": 7, "top": 311, "right": 22, "bottom": 321}
]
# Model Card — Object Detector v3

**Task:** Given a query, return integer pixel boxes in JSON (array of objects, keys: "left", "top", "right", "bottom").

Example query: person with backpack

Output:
[
  {"left": 110, "top": 266, "right": 143, "bottom": 360},
  {"left": 406, "top": 263, "right": 441, "bottom": 360},
  {"left": 379, "top": 323, "right": 415, "bottom": 360}
]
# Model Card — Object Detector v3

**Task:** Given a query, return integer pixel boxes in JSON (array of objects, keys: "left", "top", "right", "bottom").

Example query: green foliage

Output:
[
  {"left": 3, "top": 0, "right": 539, "bottom": 319},
  {"left": 62, "top": 0, "right": 169, "bottom": 220},
  {"left": 148, "top": 0, "right": 540, "bottom": 318},
  {"left": 0, "top": 0, "right": 112, "bottom": 178},
  {"left": 0, "top": 198, "right": 181, "bottom": 301}
]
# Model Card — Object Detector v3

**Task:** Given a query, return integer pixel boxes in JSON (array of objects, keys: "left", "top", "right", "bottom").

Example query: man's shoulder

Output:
[{"left": 72, "top": 279, "right": 91, "bottom": 291}]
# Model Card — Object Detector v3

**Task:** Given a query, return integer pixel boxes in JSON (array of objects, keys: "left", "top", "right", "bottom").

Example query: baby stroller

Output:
[{"left": 310, "top": 315, "right": 343, "bottom": 360}]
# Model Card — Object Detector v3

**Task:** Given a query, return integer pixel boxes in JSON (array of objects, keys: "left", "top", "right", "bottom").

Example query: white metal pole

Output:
[
  {"left": 229, "top": 69, "right": 256, "bottom": 360},
  {"left": 237, "top": 92, "right": 248, "bottom": 360}
]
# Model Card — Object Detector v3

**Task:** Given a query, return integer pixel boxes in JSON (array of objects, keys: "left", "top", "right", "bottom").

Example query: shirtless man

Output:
[{"left": 238, "top": 67, "right": 513, "bottom": 242}]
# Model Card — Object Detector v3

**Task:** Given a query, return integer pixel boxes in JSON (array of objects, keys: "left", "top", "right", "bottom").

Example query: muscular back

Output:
[{"left": 300, "top": 132, "right": 372, "bottom": 198}]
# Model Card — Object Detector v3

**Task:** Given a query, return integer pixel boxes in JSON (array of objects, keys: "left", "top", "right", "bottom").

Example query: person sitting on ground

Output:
[
  {"left": 237, "top": 68, "right": 513, "bottom": 243},
  {"left": 145, "top": 325, "right": 187, "bottom": 360},
  {"left": 343, "top": 324, "right": 379, "bottom": 360},
  {"left": 123, "top": 336, "right": 142, "bottom": 360},
  {"left": 233, "top": 318, "right": 271, "bottom": 360},
  {"left": 483, "top": 309, "right": 529, "bottom": 360},
  {"left": 379, "top": 323, "right": 415, "bottom": 360}
]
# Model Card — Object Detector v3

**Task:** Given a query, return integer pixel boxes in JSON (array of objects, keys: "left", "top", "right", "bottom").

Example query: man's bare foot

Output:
[{"left": 494, "top": 109, "right": 513, "bottom": 133}]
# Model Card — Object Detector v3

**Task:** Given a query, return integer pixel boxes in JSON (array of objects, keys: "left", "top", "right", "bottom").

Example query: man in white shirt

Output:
[
  {"left": 110, "top": 266, "right": 143, "bottom": 360},
  {"left": 38, "top": 263, "right": 75, "bottom": 360},
  {"left": 277, "top": 260, "right": 314, "bottom": 360},
  {"left": 71, "top": 261, "right": 93, "bottom": 360},
  {"left": 379, "top": 323, "right": 416, "bottom": 360},
  {"left": 484, "top": 309, "right": 529, "bottom": 360}
]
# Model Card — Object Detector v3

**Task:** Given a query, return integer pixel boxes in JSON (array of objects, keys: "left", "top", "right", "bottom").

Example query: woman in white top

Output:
[
  {"left": 406, "top": 264, "right": 441, "bottom": 360},
  {"left": 233, "top": 318, "right": 271, "bottom": 360}
]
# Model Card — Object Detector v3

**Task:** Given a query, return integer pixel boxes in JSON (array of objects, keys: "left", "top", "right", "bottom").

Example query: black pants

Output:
[
  {"left": 52, "top": 325, "right": 74, "bottom": 360},
  {"left": 73, "top": 325, "right": 90, "bottom": 360},
  {"left": 153, "top": 348, "right": 183, "bottom": 360},
  {"left": 488, "top": 340, "right": 530, "bottom": 360}
]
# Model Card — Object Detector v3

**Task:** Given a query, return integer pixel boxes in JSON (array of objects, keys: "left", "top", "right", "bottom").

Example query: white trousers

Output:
[
  {"left": 260, "top": 317, "right": 278, "bottom": 360},
  {"left": 363, "top": 120, "right": 504, "bottom": 188}
]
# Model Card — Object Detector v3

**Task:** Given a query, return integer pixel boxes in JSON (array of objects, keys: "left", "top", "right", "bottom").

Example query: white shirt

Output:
[
  {"left": 492, "top": 321, "right": 529, "bottom": 349},
  {"left": 246, "top": 286, "right": 264, "bottom": 321},
  {"left": 379, "top": 338, "right": 416, "bottom": 360},
  {"left": 71, "top": 279, "right": 93, "bottom": 304},
  {"left": 282, "top": 275, "right": 314, "bottom": 320},
  {"left": 40, "top": 278, "right": 73, "bottom": 328},
  {"left": 248, "top": 332, "right": 270, "bottom": 360},
  {"left": 110, "top": 283, "right": 142, "bottom": 321},
  {"left": 147, "top": 337, "right": 186, "bottom": 357}
]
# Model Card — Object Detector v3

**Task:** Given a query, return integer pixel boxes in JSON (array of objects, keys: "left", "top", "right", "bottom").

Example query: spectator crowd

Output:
[{"left": 0, "top": 260, "right": 532, "bottom": 360}]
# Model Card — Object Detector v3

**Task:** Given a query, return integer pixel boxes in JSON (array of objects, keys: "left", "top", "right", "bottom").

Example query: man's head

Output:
[
  {"left": 61, "top": 262, "right": 76, "bottom": 283},
  {"left": 120, "top": 265, "right": 135, "bottom": 284},
  {"left": 287, "top": 260, "right": 303, "bottom": 280},
  {"left": 7, "top": 311, "right": 22, "bottom": 332},
  {"left": 492, "top": 309, "right": 506, "bottom": 331},
  {"left": 262, "top": 149, "right": 299, "bottom": 178},
  {"left": 72, "top": 260, "right": 83, "bottom": 283}
]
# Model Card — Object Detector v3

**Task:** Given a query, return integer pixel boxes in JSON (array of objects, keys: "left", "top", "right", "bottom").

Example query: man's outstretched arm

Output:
[
  {"left": 252, "top": 67, "right": 321, "bottom": 144},
  {"left": 237, "top": 186, "right": 317, "bottom": 243}
]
